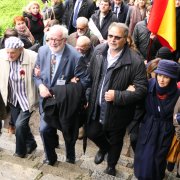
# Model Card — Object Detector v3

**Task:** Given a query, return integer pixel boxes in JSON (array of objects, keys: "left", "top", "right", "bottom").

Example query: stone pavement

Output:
[{"left": 0, "top": 110, "right": 178, "bottom": 180}]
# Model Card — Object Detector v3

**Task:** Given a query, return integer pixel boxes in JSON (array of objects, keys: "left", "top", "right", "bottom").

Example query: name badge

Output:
[{"left": 56, "top": 79, "right": 66, "bottom": 85}]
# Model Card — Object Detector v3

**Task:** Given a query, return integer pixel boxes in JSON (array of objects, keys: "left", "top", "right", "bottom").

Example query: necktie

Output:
[
  {"left": 51, "top": 54, "right": 56, "bottom": 81},
  {"left": 114, "top": 6, "right": 118, "bottom": 17},
  {"left": 72, "top": 0, "right": 81, "bottom": 28},
  {"left": 100, "top": 17, "right": 104, "bottom": 29}
]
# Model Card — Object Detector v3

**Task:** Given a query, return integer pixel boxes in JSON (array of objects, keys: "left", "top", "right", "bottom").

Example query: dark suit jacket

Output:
[
  {"left": 111, "top": 2, "right": 129, "bottom": 23},
  {"left": 33, "top": 44, "right": 89, "bottom": 113},
  {"left": 62, "top": 0, "right": 96, "bottom": 34}
]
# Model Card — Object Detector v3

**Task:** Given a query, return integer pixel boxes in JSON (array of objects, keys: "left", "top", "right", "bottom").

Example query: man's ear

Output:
[{"left": 20, "top": 47, "right": 24, "bottom": 52}]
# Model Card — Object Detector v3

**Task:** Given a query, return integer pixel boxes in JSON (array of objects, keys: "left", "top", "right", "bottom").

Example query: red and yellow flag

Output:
[{"left": 147, "top": 0, "right": 176, "bottom": 51}]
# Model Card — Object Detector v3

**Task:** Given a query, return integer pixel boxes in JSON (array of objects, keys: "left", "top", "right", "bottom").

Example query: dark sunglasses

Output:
[{"left": 108, "top": 34, "right": 124, "bottom": 40}]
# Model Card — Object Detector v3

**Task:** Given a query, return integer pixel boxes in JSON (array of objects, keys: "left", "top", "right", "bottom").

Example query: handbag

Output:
[{"left": 167, "top": 134, "right": 180, "bottom": 163}]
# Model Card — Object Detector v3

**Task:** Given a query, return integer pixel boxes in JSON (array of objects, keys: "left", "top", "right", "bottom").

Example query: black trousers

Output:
[{"left": 87, "top": 119, "right": 126, "bottom": 167}]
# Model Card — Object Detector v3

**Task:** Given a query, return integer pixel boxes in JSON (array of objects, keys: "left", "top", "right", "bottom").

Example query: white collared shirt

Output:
[{"left": 107, "top": 48, "right": 122, "bottom": 68}]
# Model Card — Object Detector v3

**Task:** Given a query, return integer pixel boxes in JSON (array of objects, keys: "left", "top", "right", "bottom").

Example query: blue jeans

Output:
[{"left": 10, "top": 103, "right": 36, "bottom": 155}]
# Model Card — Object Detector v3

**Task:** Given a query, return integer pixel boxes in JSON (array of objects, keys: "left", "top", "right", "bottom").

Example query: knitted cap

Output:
[
  {"left": 156, "top": 47, "right": 173, "bottom": 60},
  {"left": 5, "top": 37, "right": 24, "bottom": 49},
  {"left": 154, "top": 59, "right": 179, "bottom": 79}
]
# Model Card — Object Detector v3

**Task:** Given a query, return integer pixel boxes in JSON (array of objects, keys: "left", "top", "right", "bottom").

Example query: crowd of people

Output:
[{"left": 0, "top": 0, "right": 180, "bottom": 179}]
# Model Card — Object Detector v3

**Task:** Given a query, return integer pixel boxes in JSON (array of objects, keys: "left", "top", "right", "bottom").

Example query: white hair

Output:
[{"left": 49, "top": 25, "right": 68, "bottom": 39}]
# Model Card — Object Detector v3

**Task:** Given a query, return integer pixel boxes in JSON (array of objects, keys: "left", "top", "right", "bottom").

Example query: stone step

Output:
[
  {"left": 0, "top": 160, "right": 42, "bottom": 180},
  {"left": 0, "top": 129, "right": 178, "bottom": 180}
]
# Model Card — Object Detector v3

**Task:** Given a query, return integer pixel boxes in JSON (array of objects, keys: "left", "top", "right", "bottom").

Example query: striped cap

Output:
[{"left": 5, "top": 37, "right": 24, "bottom": 49}]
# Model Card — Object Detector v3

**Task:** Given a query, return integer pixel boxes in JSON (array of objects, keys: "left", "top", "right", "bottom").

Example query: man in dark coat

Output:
[
  {"left": 133, "top": 5, "right": 161, "bottom": 61},
  {"left": 62, "top": 0, "right": 96, "bottom": 34},
  {"left": 111, "top": 0, "right": 129, "bottom": 23},
  {"left": 90, "top": 0, "right": 118, "bottom": 40},
  {"left": 87, "top": 22, "right": 147, "bottom": 176}
]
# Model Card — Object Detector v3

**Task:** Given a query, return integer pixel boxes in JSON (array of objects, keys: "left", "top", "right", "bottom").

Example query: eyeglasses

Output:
[
  {"left": 77, "top": 27, "right": 87, "bottom": 31},
  {"left": 108, "top": 34, "right": 124, "bottom": 40},
  {"left": 46, "top": 38, "right": 64, "bottom": 43}
]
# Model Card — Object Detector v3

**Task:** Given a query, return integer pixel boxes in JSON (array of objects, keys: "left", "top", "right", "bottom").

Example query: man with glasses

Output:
[
  {"left": 87, "top": 22, "right": 147, "bottom": 176},
  {"left": 33, "top": 25, "right": 89, "bottom": 165},
  {"left": 67, "top": 17, "right": 99, "bottom": 47}
]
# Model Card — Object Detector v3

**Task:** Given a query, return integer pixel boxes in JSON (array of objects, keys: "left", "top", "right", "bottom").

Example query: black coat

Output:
[
  {"left": 91, "top": 10, "right": 118, "bottom": 39},
  {"left": 23, "top": 12, "right": 44, "bottom": 45},
  {"left": 88, "top": 43, "right": 147, "bottom": 130},
  {"left": 42, "top": 82, "right": 86, "bottom": 130}
]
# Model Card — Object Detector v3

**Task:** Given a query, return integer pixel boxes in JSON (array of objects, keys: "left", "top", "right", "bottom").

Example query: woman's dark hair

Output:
[{"left": 4, "top": 28, "right": 18, "bottom": 39}]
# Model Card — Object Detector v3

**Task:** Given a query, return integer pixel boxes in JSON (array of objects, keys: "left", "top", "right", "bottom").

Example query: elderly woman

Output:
[
  {"left": 23, "top": 1, "right": 44, "bottom": 45},
  {"left": 134, "top": 60, "right": 180, "bottom": 180}
]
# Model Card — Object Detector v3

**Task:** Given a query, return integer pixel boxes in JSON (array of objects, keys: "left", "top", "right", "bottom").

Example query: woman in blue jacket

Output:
[{"left": 134, "top": 59, "right": 180, "bottom": 180}]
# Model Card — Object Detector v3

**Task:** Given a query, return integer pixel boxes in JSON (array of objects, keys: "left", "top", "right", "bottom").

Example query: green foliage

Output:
[{"left": 0, "top": 0, "right": 44, "bottom": 37}]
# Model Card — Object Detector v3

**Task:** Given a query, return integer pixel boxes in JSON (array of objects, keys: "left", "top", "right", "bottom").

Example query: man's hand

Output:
[
  {"left": 105, "top": 90, "right": 115, "bottom": 102},
  {"left": 71, "top": 77, "right": 79, "bottom": 83},
  {"left": 126, "top": 85, "right": 135, "bottom": 92},
  {"left": 34, "top": 65, "right": 40, "bottom": 77},
  {"left": 150, "top": 33, "right": 156, "bottom": 39},
  {"left": 39, "top": 84, "right": 52, "bottom": 98}
]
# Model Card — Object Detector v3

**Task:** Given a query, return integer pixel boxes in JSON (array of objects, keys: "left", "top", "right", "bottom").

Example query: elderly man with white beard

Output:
[{"left": 67, "top": 17, "right": 99, "bottom": 47}]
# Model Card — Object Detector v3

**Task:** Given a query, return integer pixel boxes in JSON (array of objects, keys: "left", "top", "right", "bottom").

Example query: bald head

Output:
[
  {"left": 77, "top": 36, "right": 91, "bottom": 46},
  {"left": 76, "top": 36, "right": 91, "bottom": 55}
]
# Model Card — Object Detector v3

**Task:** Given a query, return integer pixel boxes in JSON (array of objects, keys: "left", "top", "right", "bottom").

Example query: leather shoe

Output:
[
  {"left": 43, "top": 159, "right": 57, "bottom": 166},
  {"left": 13, "top": 153, "right": 26, "bottom": 158},
  {"left": 104, "top": 166, "right": 116, "bottom": 176},
  {"left": 94, "top": 150, "right": 106, "bottom": 164},
  {"left": 66, "top": 158, "right": 75, "bottom": 164},
  {"left": 27, "top": 143, "right": 37, "bottom": 154}
]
